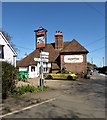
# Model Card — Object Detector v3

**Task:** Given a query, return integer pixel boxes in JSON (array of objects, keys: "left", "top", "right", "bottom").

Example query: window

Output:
[
  {"left": 43, "top": 67, "right": 48, "bottom": 73},
  {"left": 0, "top": 45, "right": 4, "bottom": 59},
  {"left": 31, "top": 66, "right": 35, "bottom": 72}
]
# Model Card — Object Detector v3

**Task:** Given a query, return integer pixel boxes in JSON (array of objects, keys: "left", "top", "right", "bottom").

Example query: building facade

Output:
[
  {"left": 0, "top": 32, "right": 17, "bottom": 67},
  {"left": 17, "top": 30, "right": 89, "bottom": 78}
]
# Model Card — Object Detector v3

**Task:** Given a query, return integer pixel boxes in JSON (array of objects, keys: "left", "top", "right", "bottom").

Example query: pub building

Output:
[{"left": 17, "top": 27, "right": 89, "bottom": 78}]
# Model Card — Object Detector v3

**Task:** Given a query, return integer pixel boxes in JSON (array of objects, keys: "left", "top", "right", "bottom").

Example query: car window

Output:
[
  {"left": 62, "top": 71, "right": 69, "bottom": 74},
  {"left": 56, "top": 71, "right": 61, "bottom": 74},
  {"left": 56, "top": 70, "right": 69, "bottom": 74}
]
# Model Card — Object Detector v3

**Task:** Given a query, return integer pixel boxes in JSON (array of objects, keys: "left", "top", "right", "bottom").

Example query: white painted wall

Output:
[
  {"left": 18, "top": 62, "right": 51, "bottom": 78},
  {"left": 28, "top": 66, "right": 39, "bottom": 78},
  {"left": 19, "top": 67, "right": 28, "bottom": 71},
  {"left": 0, "top": 32, "right": 17, "bottom": 67}
]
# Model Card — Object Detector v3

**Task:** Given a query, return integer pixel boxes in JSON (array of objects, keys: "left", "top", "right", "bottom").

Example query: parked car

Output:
[{"left": 45, "top": 70, "right": 77, "bottom": 80}]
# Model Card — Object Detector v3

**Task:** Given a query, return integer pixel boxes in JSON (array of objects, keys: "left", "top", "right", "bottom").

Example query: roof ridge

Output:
[
  {"left": 0, "top": 32, "right": 17, "bottom": 56},
  {"left": 61, "top": 39, "right": 88, "bottom": 53}
]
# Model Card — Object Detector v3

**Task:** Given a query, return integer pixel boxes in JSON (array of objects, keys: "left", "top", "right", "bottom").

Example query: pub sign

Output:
[{"left": 34, "top": 26, "right": 47, "bottom": 49}]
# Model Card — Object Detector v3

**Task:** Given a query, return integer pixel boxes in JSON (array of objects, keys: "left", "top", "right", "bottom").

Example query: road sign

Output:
[
  {"left": 42, "top": 59, "right": 49, "bottom": 62},
  {"left": 34, "top": 58, "right": 41, "bottom": 62},
  {"left": 34, "top": 58, "right": 49, "bottom": 62},
  {"left": 41, "top": 55, "right": 49, "bottom": 59},
  {"left": 40, "top": 52, "right": 49, "bottom": 56}
]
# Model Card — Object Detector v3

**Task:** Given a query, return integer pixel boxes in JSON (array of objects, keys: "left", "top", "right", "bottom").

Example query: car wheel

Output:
[
  {"left": 67, "top": 76, "right": 73, "bottom": 80},
  {"left": 47, "top": 75, "right": 53, "bottom": 79}
]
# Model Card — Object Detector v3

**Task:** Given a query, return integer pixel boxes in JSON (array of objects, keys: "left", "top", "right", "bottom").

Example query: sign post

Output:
[
  {"left": 40, "top": 50, "right": 43, "bottom": 90},
  {"left": 34, "top": 27, "right": 48, "bottom": 90}
]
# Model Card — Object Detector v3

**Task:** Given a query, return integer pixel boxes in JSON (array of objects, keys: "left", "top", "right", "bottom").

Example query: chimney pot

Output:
[{"left": 55, "top": 30, "right": 63, "bottom": 49}]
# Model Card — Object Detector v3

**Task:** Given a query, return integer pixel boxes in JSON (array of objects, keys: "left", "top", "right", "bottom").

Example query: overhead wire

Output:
[
  {"left": 16, "top": 2, "right": 105, "bottom": 58},
  {"left": 16, "top": 45, "right": 34, "bottom": 51},
  {"left": 76, "top": 35, "right": 105, "bottom": 53},
  {"left": 15, "top": 2, "right": 105, "bottom": 55},
  {"left": 83, "top": 1, "right": 105, "bottom": 18},
  {"left": 89, "top": 46, "right": 105, "bottom": 53},
  {"left": 15, "top": 35, "right": 105, "bottom": 55},
  {"left": 85, "top": 36, "right": 106, "bottom": 47}
]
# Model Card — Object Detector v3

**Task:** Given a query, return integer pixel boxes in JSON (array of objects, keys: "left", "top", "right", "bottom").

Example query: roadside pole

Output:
[
  {"left": 34, "top": 51, "right": 49, "bottom": 90},
  {"left": 40, "top": 50, "right": 44, "bottom": 91},
  {"left": 34, "top": 26, "right": 48, "bottom": 90}
]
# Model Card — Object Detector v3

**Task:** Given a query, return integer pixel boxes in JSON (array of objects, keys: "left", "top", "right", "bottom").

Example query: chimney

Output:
[{"left": 55, "top": 31, "right": 63, "bottom": 50}]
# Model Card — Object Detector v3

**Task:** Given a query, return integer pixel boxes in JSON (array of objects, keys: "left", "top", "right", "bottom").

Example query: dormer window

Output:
[{"left": 0, "top": 45, "right": 4, "bottom": 59}]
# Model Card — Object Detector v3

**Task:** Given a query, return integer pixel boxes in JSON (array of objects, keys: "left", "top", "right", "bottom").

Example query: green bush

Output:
[
  {"left": 11, "top": 85, "right": 49, "bottom": 96},
  {"left": 2, "top": 61, "right": 18, "bottom": 99}
]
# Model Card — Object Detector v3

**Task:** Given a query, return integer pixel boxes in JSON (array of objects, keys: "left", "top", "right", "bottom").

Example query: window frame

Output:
[{"left": 0, "top": 45, "right": 4, "bottom": 59}]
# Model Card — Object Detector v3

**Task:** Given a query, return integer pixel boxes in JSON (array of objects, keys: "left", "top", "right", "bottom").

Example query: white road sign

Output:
[
  {"left": 42, "top": 59, "right": 49, "bottom": 62},
  {"left": 34, "top": 58, "right": 41, "bottom": 62},
  {"left": 40, "top": 52, "right": 49, "bottom": 56},
  {"left": 34, "top": 58, "right": 49, "bottom": 62},
  {"left": 41, "top": 55, "right": 49, "bottom": 59}
]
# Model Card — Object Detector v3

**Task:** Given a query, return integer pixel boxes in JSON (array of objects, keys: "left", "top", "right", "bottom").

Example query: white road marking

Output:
[
  {"left": 100, "top": 74, "right": 106, "bottom": 77},
  {"left": 0, "top": 97, "right": 56, "bottom": 118}
]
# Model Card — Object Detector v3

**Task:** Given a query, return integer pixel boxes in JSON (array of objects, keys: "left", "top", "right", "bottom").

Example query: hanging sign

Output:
[{"left": 34, "top": 26, "right": 47, "bottom": 49}]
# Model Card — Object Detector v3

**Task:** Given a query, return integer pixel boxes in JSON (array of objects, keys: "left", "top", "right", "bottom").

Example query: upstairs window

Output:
[{"left": 0, "top": 45, "right": 4, "bottom": 59}]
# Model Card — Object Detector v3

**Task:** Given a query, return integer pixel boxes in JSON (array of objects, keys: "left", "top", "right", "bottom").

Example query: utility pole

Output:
[
  {"left": 91, "top": 57, "right": 93, "bottom": 64},
  {"left": 100, "top": 61, "right": 102, "bottom": 67},
  {"left": 103, "top": 57, "right": 104, "bottom": 67}
]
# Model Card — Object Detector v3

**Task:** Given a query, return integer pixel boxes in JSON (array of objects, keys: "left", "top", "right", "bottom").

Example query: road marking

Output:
[
  {"left": 0, "top": 97, "right": 56, "bottom": 118},
  {"left": 100, "top": 74, "right": 106, "bottom": 77}
]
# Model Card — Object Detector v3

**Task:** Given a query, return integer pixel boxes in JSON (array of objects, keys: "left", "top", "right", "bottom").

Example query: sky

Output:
[{"left": 2, "top": 2, "right": 105, "bottom": 67}]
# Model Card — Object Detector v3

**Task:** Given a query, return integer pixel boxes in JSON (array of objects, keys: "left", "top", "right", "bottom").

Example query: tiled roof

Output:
[
  {"left": 61, "top": 39, "right": 89, "bottom": 53},
  {"left": 17, "top": 49, "right": 40, "bottom": 67},
  {"left": 17, "top": 43, "right": 60, "bottom": 67},
  {"left": 17, "top": 39, "right": 88, "bottom": 67},
  {"left": 44, "top": 43, "right": 60, "bottom": 62}
]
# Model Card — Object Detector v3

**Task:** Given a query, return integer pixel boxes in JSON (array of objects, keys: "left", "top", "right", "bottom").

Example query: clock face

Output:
[{"left": 37, "top": 36, "right": 45, "bottom": 44}]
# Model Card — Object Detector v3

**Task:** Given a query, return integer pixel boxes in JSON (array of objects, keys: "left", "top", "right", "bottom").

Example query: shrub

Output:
[
  {"left": 11, "top": 85, "right": 49, "bottom": 96},
  {"left": 2, "top": 61, "right": 18, "bottom": 99}
]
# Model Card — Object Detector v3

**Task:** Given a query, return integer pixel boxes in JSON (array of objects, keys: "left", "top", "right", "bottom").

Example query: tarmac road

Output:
[{"left": 2, "top": 72, "right": 106, "bottom": 119}]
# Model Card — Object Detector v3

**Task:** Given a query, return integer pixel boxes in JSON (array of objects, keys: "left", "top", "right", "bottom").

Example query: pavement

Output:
[
  {"left": 0, "top": 72, "right": 106, "bottom": 118},
  {"left": 1, "top": 78, "right": 72, "bottom": 115}
]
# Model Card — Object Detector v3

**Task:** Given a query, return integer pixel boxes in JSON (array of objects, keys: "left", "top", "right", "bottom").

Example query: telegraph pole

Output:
[
  {"left": 103, "top": 57, "right": 104, "bottom": 67},
  {"left": 91, "top": 57, "right": 93, "bottom": 64}
]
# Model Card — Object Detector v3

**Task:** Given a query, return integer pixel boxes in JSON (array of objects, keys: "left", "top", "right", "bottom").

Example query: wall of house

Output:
[
  {"left": 60, "top": 54, "right": 87, "bottom": 74},
  {"left": 19, "top": 67, "right": 28, "bottom": 71},
  {"left": 29, "top": 65, "right": 39, "bottom": 78},
  {"left": 0, "top": 33, "right": 17, "bottom": 67},
  {"left": 18, "top": 62, "right": 51, "bottom": 78},
  {"left": 19, "top": 66, "right": 39, "bottom": 78}
]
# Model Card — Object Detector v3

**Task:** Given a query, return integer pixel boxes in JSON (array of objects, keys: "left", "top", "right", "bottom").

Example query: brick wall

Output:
[
  {"left": 60, "top": 54, "right": 87, "bottom": 74},
  {"left": 55, "top": 31, "right": 63, "bottom": 49}
]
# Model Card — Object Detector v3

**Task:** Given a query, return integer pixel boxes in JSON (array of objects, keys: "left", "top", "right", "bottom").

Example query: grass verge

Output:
[{"left": 10, "top": 85, "right": 49, "bottom": 96}]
